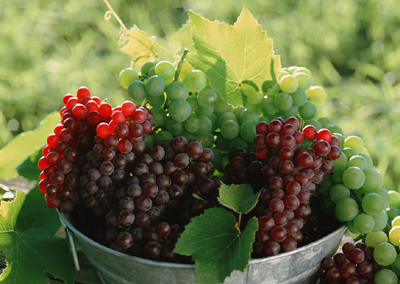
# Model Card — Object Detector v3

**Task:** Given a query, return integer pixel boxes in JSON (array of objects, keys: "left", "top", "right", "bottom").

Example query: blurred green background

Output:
[{"left": 0, "top": 0, "right": 399, "bottom": 190}]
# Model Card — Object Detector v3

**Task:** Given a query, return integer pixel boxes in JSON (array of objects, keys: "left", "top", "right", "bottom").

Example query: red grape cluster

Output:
[
  {"left": 239, "top": 116, "right": 341, "bottom": 257},
  {"left": 320, "top": 242, "right": 382, "bottom": 284}
]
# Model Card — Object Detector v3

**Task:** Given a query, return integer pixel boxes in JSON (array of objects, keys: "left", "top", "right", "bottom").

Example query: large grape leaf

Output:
[
  {"left": 0, "top": 191, "right": 73, "bottom": 284},
  {"left": 120, "top": 26, "right": 158, "bottom": 64},
  {"left": 188, "top": 8, "right": 281, "bottom": 106},
  {"left": 0, "top": 112, "right": 60, "bottom": 180},
  {"left": 174, "top": 207, "right": 258, "bottom": 284},
  {"left": 171, "top": 21, "right": 194, "bottom": 53},
  {"left": 218, "top": 183, "right": 261, "bottom": 214},
  {"left": 16, "top": 148, "right": 42, "bottom": 182}
]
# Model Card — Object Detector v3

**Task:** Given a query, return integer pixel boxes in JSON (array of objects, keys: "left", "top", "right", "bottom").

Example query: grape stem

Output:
[
  {"left": 192, "top": 193, "right": 210, "bottom": 206},
  {"left": 174, "top": 48, "right": 189, "bottom": 81},
  {"left": 299, "top": 118, "right": 305, "bottom": 132},
  {"left": 103, "top": 0, "right": 127, "bottom": 32}
]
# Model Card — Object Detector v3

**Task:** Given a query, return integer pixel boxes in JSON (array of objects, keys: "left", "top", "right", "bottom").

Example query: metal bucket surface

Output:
[{"left": 59, "top": 213, "right": 346, "bottom": 284}]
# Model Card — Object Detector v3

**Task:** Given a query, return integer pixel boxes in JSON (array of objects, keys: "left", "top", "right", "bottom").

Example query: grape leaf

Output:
[
  {"left": 174, "top": 207, "right": 258, "bottom": 284},
  {"left": 217, "top": 183, "right": 261, "bottom": 214},
  {"left": 16, "top": 148, "right": 42, "bottom": 182},
  {"left": 0, "top": 112, "right": 60, "bottom": 180},
  {"left": 188, "top": 8, "right": 281, "bottom": 106},
  {"left": 171, "top": 21, "right": 194, "bottom": 53},
  {"left": 120, "top": 26, "right": 158, "bottom": 64},
  {"left": 0, "top": 191, "right": 73, "bottom": 284}
]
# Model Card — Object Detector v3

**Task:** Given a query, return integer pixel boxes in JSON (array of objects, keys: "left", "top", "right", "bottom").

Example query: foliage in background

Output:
[{"left": 0, "top": 0, "right": 399, "bottom": 190}]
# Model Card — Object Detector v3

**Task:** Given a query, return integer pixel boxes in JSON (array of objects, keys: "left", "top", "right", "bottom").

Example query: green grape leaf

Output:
[
  {"left": 218, "top": 183, "right": 261, "bottom": 214},
  {"left": 16, "top": 148, "right": 42, "bottom": 181},
  {"left": 171, "top": 21, "right": 195, "bottom": 53},
  {"left": 0, "top": 112, "right": 60, "bottom": 180},
  {"left": 120, "top": 26, "right": 158, "bottom": 64},
  {"left": 174, "top": 207, "right": 258, "bottom": 284},
  {"left": 188, "top": 8, "right": 281, "bottom": 106},
  {"left": 0, "top": 191, "right": 73, "bottom": 284}
]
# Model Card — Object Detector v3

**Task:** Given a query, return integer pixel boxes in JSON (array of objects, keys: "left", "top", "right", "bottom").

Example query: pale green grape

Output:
[
  {"left": 318, "top": 117, "right": 334, "bottom": 128},
  {"left": 240, "top": 109, "right": 259, "bottom": 124},
  {"left": 279, "top": 75, "right": 299, "bottom": 93},
  {"left": 119, "top": 68, "right": 139, "bottom": 89},
  {"left": 166, "top": 118, "right": 184, "bottom": 136},
  {"left": 196, "top": 106, "right": 214, "bottom": 117},
  {"left": 294, "top": 72, "right": 311, "bottom": 90},
  {"left": 148, "top": 66, "right": 156, "bottom": 77},
  {"left": 343, "top": 147, "right": 356, "bottom": 159},
  {"left": 389, "top": 226, "right": 400, "bottom": 246},
  {"left": 166, "top": 81, "right": 189, "bottom": 101},
  {"left": 331, "top": 171, "right": 343, "bottom": 185},
  {"left": 330, "top": 184, "right": 350, "bottom": 203},
  {"left": 150, "top": 106, "right": 167, "bottom": 127},
  {"left": 169, "top": 100, "right": 191, "bottom": 122},
  {"left": 393, "top": 216, "right": 400, "bottom": 227},
  {"left": 144, "top": 134, "right": 154, "bottom": 147},
  {"left": 348, "top": 155, "right": 368, "bottom": 170},
  {"left": 244, "top": 87, "right": 263, "bottom": 104},
  {"left": 353, "top": 213, "right": 375, "bottom": 234},
  {"left": 280, "top": 106, "right": 298, "bottom": 119},
  {"left": 181, "top": 131, "right": 197, "bottom": 141},
  {"left": 240, "top": 121, "right": 257, "bottom": 142},
  {"left": 154, "top": 130, "right": 173, "bottom": 145},
  {"left": 333, "top": 133, "right": 344, "bottom": 148},
  {"left": 211, "top": 147, "right": 222, "bottom": 170},
  {"left": 186, "top": 96, "right": 199, "bottom": 112},
  {"left": 274, "top": 93, "right": 293, "bottom": 111},
  {"left": 195, "top": 116, "right": 212, "bottom": 136},
  {"left": 335, "top": 197, "right": 359, "bottom": 222},
  {"left": 391, "top": 254, "right": 400, "bottom": 276},
  {"left": 217, "top": 112, "right": 237, "bottom": 128},
  {"left": 277, "top": 71, "right": 291, "bottom": 81},
  {"left": 141, "top": 62, "right": 156, "bottom": 77},
  {"left": 374, "top": 188, "right": 391, "bottom": 210},
  {"left": 307, "top": 86, "right": 326, "bottom": 106},
  {"left": 347, "top": 219, "right": 360, "bottom": 235},
  {"left": 365, "top": 231, "right": 388, "bottom": 248},
  {"left": 372, "top": 211, "right": 389, "bottom": 232},
  {"left": 362, "top": 147, "right": 370, "bottom": 155},
  {"left": 305, "top": 119, "right": 322, "bottom": 130},
  {"left": 359, "top": 153, "right": 373, "bottom": 170},
  {"left": 294, "top": 67, "right": 312, "bottom": 77},
  {"left": 197, "top": 88, "right": 219, "bottom": 108},
  {"left": 209, "top": 113, "right": 218, "bottom": 132},
  {"left": 214, "top": 99, "right": 232, "bottom": 115},
  {"left": 374, "top": 242, "right": 397, "bottom": 266},
  {"left": 333, "top": 152, "right": 347, "bottom": 172},
  {"left": 387, "top": 207, "right": 400, "bottom": 221},
  {"left": 155, "top": 61, "right": 175, "bottom": 83},
  {"left": 228, "top": 137, "right": 248, "bottom": 152},
  {"left": 362, "top": 193, "right": 385, "bottom": 216},
  {"left": 261, "top": 96, "right": 279, "bottom": 119},
  {"left": 363, "top": 170, "right": 383, "bottom": 192},
  {"left": 344, "top": 135, "right": 364, "bottom": 154},
  {"left": 375, "top": 269, "right": 397, "bottom": 284},
  {"left": 298, "top": 101, "right": 317, "bottom": 120},
  {"left": 221, "top": 120, "right": 240, "bottom": 140},
  {"left": 290, "top": 89, "right": 308, "bottom": 106},
  {"left": 197, "top": 133, "right": 214, "bottom": 148},
  {"left": 389, "top": 191, "right": 400, "bottom": 207},
  {"left": 184, "top": 117, "right": 200, "bottom": 133},
  {"left": 215, "top": 133, "right": 230, "bottom": 151},
  {"left": 342, "top": 167, "right": 365, "bottom": 189},
  {"left": 128, "top": 80, "right": 147, "bottom": 101},
  {"left": 233, "top": 107, "right": 246, "bottom": 120},
  {"left": 145, "top": 75, "right": 166, "bottom": 97},
  {"left": 328, "top": 125, "right": 344, "bottom": 136},
  {"left": 183, "top": 70, "right": 207, "bottom": 93},
  {"left": 147, "top": 94, "right": 165, "bottom": 107}
]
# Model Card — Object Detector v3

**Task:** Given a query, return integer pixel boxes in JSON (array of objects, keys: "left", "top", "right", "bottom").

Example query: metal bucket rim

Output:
[{"left": 59, "top": 212, "right": 346, "bottom": 268}]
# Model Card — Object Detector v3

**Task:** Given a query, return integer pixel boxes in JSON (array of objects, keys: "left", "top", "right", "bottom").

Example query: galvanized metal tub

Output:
[{"left": 59, "top": 213, "right": 346, "bottom": 284}]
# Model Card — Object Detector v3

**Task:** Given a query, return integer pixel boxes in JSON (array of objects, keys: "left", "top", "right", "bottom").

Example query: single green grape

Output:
[
  {"left": 196, "top": 106, "right": 214, "bottom": 117},
  {"left": 166, "top": 118, "right": 184, "bottom": 136},
  {"left": 197, "top": 88, "right": 219, "bottom": 108},
  {"left": 214, "top": 99, "right": 232, "bottom": 115},
  {"left": 195, "top": 116, "right": 212, "bottom": 136},
  {"left": 197, "top": 133, "right": 214, "bottom": 148},
  {"left": 333, "top": 152, "right": 347, "bottom": 172},
  {"left": 155, "top": 61, "right": 175, "bottom": 83},
  {"left": 392, "top": 216, "right": 400, "bottom": 227},
  {"left": 186, "top": 96, "right": 199, "bottom": 112},
  {"left": 228, "top": 136, "right": 248, "bottom": 152},
  {"left": 342, "top": 167, "right": 365, "bottom": 189},
  {"left": 240, "top": 121, "right": 257, "bottom": 142},
  {"left": 374, "top": 243, "right": 397, "bottom": 266},
  {"left": 221, "top": 120, "right": 240, "bottom": 140},
  {"left": 365, "top": 231, "right": 388, "bottom": 248},
  {"left": 294, "top": 67, "right": 312, "bottom": 77},
  {"left": 389, "top": 226, "right": 400, "bottom": 246},
  {"left": 328, "top": 125, "right": 344, "bottom": 136},
  {"left": 375, "top": 269, "right": 397, "bottom": 284},
  {"left": 148, "top": 66, "right": 156, "bottom": 77},
  {"left": 335, "top": 197, "right": 359, "bottom": 222},
  {"left": 331, "top": 171, "right": 343, "bottom": 185},
  {"left": 294, "top": 72, "right": 311, "bottom": 90},
  {"left": 217, "top": 112, "right": 237, "bottom": 128},
  {"left": 233, "top": 107, "right": 246, "bottom": 120},
  {"left": 305, "top": 119, "right": 322, "bottom": 130},
  {"left": 373, "top": 188, "right": 391, "bottom": 210},
  {"left": 141, "top": 62, "right": 156, "bottom": 77},
  {"left": 333, "top": 133, "right": 344, "bottom": 148},
  {"left": 298, "top": 101, "right": 317, "bottom": 120},
  {"left": 390, "top": 254, "right": 400, "bottom": 276},
  {"left": 344, "top": 135, "right": 364, "bottom": 154},
  {"left": 342, "top": 147, "right": 357, "bottom": 160},
  {"left": 274, "top": 92, "right": 293, "bottom": 111},
  {"left": 347, "top": 219, "right": 360, "bottom": 235},
  {"left": 154, "top": 130, "right": 173, "bottom": 146},
  {"left": 353, "top": 213, "right": 375, "bottom": 234},
  {"left": 330, "top": 184, "right": 350, "bottom": 203},
  {"left": 348, "top": 155, "right": 368, "bottom": 170},
  {"left": 145, "top": 75, "right": 166, "bottom": 97},
  {"left": 183, "top": 70, "right": 207, "bottom": 93},
  {"left": 277, "top": 71, "right": 291, "bottom": 81},
  {"left": 279, "top": 75, "right": 299, "bottom": 93},
  {"left": 389, "top": 191, "right": 400, "bottom": 207},
  {"left": 119, "top": 68, "right": 139, "bottom": 89},
  {"left": 362, "top": 193, "right": 385, "bottom": 216},
  {"left": 184, "top": 117, "right": 200, "bottom": 134},
  {"left": 280, "top": 106, "right": 298, "bottom": 119},
  {"left": 371, "top": 211, "right": 388, "bottom": 232},
  {"left": 290, "top": 89, "right": 308, "bottom": 107},
  {"left": 168, "top": 99, "right": 192, "bottom": 122},
  {"left": 318, "top": 117, "right": 334, "bottom": 128},
  {"left": 181, "top": 131, "right": 197, "bottom": 142},
  {"left": 387, "top": 207, "right": 400, "bottom": 221},
  {"left": 239, "top": 108, "right": 259, "bottom": 124},
  {"left": 363, "top": 169, "right": 383, "bottom": 192},
  {"left": 150, "top": 106, "right": 167, "bottom": 127},
  {"left": 244, "top": 87, "right": 263, "bottom": 104},
  {"left": 166, "top": 81, "right": 189, "bottom": 101},
  {"left": 359, "top": 153, "right": 373, "bottom": 170},
  {"left": 307, "top": 86, "right": 326, "bottom": 106},
  {"left": 128, "top": 80, "right": 147, "bottom": 102},
  {"left": 147, "top": 93, "right": 165, "bottom": 107},
  {"left": 144, "top": 134, "right": 154, "bottom": 147}
]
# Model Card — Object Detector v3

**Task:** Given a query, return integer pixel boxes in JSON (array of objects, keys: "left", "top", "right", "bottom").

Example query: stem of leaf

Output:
[
  {"left": 141, "top": 99, "right": 147, "bottom": 107},
  {"left": 299, "top": 118, "right": 304, "bottom": 132},
  {"left": 236, "top": 213, "right": 242, "bottom": 234},
  {"left": 175, "top": 48, "right": 189, "bottom": 81}
]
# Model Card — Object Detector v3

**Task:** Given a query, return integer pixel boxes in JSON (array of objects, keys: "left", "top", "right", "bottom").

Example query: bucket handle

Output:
[{"left": 65, "top": 226, "right": 81, "bottom": 271}]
